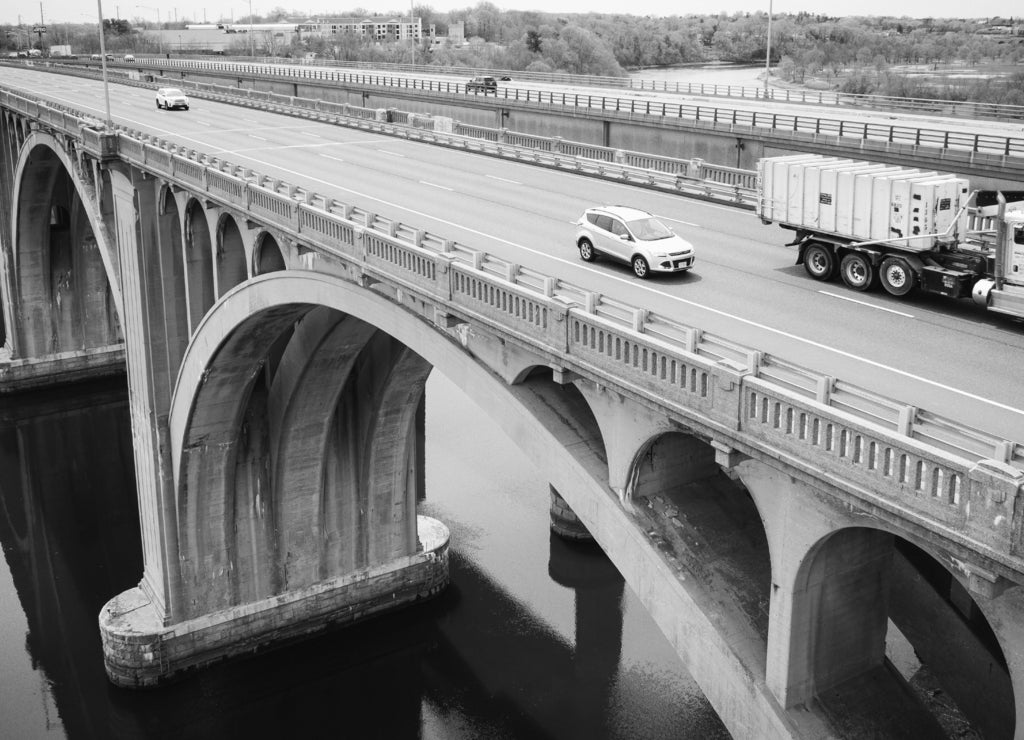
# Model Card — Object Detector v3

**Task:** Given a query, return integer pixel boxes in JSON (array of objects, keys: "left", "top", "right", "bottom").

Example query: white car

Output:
[
  {"left": 574, "top": 205, "right": 695, "bottom": 278},
  {"left": 155, "top": 87, "right": 189, "bottom": 110}
]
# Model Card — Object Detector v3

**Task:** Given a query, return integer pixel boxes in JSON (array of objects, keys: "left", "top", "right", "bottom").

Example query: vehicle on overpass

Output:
[
  {"left": 466, "top": 76, "right": 497, "bottom": 93},
  {"left": 757, "top": 154, "right": 1024, "bottom": 319},
  {"left": 575, "top": 205, "right": 696, "bottom": 279},
  {"left": 155, "top": 87, "right": 190, "bottom": 110}
]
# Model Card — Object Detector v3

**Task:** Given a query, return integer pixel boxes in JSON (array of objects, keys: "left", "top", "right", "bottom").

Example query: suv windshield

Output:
[{"left": 627, "top": 217, "right": 673, "bottom": 241}]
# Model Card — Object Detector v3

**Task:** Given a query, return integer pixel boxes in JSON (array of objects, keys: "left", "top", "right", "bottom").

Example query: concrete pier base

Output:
[
  {"left": 549, "top": 486, "right": 593, "bottom": 541},
  {"left": 0, "top": 345, "right": 125, "bottom": 393},
  {"left": 100, "top": 516, "right": 449, "bottom": 688}
]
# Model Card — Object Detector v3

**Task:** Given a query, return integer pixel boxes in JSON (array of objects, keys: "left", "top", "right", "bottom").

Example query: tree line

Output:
[{"left": 3, "top": 6, "right": 1022, "bottom": 103}]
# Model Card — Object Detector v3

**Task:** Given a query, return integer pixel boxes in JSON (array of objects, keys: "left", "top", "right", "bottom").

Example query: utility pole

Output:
[
  {"left": 97, "top": 0, "right": 113, "bottom": 130},
  {"left": 35, "top": 2, "right": 47, "bottom": 51},
  {"left": 764, "top": 0, "right": 773, "bottom": 96}
]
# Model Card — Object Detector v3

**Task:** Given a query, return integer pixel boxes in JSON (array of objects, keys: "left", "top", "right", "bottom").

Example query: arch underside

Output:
[
  {"left": 177, "top": 299, "right": 429, "bottom": 618},
  {"left": 11, "top": 138, "right": 122, "bottom": 358}
]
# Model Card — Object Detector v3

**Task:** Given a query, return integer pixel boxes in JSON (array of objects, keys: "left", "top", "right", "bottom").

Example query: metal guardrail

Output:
[
  {"left": 2, "top": 82, "right": 1023, "bottom": 575},
  {"left": 44, "top": 57, "right": 1024, "bottom": 160},
  {"left": 187, "top": 57, "right": 1024, "bottom": 124}
]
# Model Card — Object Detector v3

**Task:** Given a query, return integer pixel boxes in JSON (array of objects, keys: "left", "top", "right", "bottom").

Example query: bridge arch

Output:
[
  {"left": 627, "top": 429, "right": 773, "bottom": 652},
  {"left": 9, "top": 133, "right": 122, "bottom": 358},
  {"left": 254, "top": 232, "right": 286, "bottom": 274},
  {"left": 787, "top": 522, "right": 1014, "bottom": 737},
  {"left": 163, "top": 272, "right": 609, "bottom": 623},
  {"left": 215, "top": 212, "right": 247, "bottom": 297},
  {"left": 183, "top": 196, "right": 214, "bottom": 331}
]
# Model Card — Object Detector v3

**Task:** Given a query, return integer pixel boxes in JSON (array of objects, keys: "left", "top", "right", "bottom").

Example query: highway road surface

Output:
[{"left": 3, "top": 66, "right": 1023, "bottom": 446}]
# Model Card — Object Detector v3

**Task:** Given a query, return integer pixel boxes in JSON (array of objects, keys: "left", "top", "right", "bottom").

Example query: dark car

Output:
[{"left": 466, "top": 76, "right": 497, "bottom": 93}]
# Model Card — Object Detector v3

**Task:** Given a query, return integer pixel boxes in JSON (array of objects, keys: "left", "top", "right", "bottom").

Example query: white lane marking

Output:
[
  {"left": 215, "top": 155, "right": 1024, "bottom": 421},
  {"left": 304, "top": 131, "right": 322, "bottom": 137},
  {"left": 320, "top": 153, "right": 345, "bottom": 162},
  {"left": 820, "top": 291, "right": 915, "bottom": 318},
  {"left": 661, "top": 216, "right": 700, "bottom": 227},
  {"left": 21, "top": 86, "right": 1021, "bottom": 420},
  {"left": 249, "top": 134, "right": 267, "bottom": 141},
  {"left": 377, "top": 149, "right": 405, "bottom": 157},
  {"left": 195, "top": 120, "right": 211, "bottom": 126},
  {"left": 420, "top": 181, "right": 454, "bottom": 191},
  {"left": 487, "top": 174, "right": 521, "bottom": 185}
]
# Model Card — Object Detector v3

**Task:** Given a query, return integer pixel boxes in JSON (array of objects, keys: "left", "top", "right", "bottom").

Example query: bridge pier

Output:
[
  {"left": 549, "top": 485, "right": 592, "bottom": 540},
  {"left": 0, "top": 129, "right": 124, "bottom": 391},
  {"left": 95, "top": 165, "right": 453, "bottom": 685},
  {"left": 100, "top": 515, "right": 449, "bottom": 687},
  {"left": 736, "top": 462, "right": 893, "bottom": 708}
]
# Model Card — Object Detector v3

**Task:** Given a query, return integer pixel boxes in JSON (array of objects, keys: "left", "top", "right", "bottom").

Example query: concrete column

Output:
[
  {"left": 574, "top": 381, "right": 675, "bottom": 502},
  {"left": 108, "top": 167, "right": 178, "bottom": 620},
  {"left": 969, "top": 585, "right": 1024, "bottom": 740},
  {"left": 736, "top": 460, "right": 894, "bottom": 708}
]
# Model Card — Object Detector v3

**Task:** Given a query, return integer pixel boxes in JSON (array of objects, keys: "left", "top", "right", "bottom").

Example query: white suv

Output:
[
  {"left": 155, "top": 87, "right": 189, "bottom": 110},
  {"left": 574, "top": 206, "right": 695, "bottom": 278}
]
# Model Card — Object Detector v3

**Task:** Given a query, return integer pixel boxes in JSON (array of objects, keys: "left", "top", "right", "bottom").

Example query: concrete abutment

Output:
[{"left": 100, "top": 515, "right": 450, "bottom": 687}]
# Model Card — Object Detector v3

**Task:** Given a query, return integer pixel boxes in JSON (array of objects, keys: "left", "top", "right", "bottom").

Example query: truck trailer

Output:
[{"left": 756, "top": 154, "right": 1024, "bottom": 320}]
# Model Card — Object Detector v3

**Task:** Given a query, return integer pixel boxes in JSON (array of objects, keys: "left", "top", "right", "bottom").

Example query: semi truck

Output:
[{"left": 756, "top": 154, "right": 1024, "bottom": 320}]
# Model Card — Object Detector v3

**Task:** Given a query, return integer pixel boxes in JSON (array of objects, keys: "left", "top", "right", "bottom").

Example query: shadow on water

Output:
[{"left": 0, "top": 376, "right": 728, "bottom": 739}]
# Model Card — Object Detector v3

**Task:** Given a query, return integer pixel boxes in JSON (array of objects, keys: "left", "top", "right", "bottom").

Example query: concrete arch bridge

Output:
[{"left": 2, "top": 86, "right": 1024, "bottom": 739}]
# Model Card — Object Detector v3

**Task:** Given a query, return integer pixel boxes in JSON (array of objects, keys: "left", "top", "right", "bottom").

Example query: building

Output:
[{"left": 297, "top": 17, "right": 422, "bottom": 43}]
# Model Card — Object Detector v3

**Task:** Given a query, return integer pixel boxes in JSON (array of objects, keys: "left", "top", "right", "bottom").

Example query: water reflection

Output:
[{"left": 0, "top": 374, "right": 728, "bottom": 739}]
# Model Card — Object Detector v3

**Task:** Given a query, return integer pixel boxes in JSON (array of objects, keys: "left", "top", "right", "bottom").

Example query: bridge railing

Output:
[
  {"left": 225, "top": 57, "right": 1024, "bottom": 124},
  {"left": 110, "top": 57, "right": 1024, "bottom": 159},
  {"left": 11, "top": 57, "right": 1022, "bottom": 161},
  {"left": 4, "top": 82, "right": 1024, "bottom": 573}
]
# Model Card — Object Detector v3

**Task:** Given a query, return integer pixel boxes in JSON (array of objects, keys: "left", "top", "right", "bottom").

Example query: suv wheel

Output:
[
  {"left": 632, "top": 255, "right": 650, "bottom": 279},
  {"left": 578, "top": 239, "right": 596, "bottom": 262}
]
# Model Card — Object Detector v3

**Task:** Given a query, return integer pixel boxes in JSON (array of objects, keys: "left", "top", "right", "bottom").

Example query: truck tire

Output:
[
  {"left": 802, "top": 243, "right": 836, "bottom": 281},
  {"left": 840, "top": 253, "right": 875, "bottom": 291},
  {"left": 879, "top": 257, "right": 916, "bottom": 297}
]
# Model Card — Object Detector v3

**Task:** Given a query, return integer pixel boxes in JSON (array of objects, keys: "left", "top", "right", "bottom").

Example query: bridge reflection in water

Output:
[{"left": 0, "top": 374, "right": 729, "bottom": 739}]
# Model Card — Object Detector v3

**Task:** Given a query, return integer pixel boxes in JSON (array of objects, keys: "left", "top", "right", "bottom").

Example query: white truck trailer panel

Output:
[
  {"left": 846, "top": 166, "right": 907, "bottom": 238},
  {"left": 800, "top": 159, "right": 854, "bottom": 232},
  {"left": 760, "top": 155, "right": 967, "bottom": 252},
  {"left": 833, "top": 165, "right": 902, "bottom": 235},
  {"left": 908, "top": 176, "right": 970, "bottom": 244},
  {"left": 1006, "top": 212, "right": 1024, "bottom": 287},
  {"left": 757, "top": 155, "right": 839, "bottom": 224},
  {"left": 785, "top": 156, "right": 846, "bottom": 225}
]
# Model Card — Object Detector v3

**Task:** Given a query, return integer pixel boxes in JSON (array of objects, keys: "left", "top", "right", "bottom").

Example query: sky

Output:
[{"left": 0, "top": 0, "right": 1009, "bottom": 28}]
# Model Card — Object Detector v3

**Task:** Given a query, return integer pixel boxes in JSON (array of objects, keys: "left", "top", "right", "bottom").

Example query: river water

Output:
[{"left": 0, "top": 373, "right": 729, "bottom": 739}]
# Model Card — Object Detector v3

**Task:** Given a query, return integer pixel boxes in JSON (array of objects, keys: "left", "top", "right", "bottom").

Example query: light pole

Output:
[
  {"left": 248, "top": 0, "right": 254, "bottom": 57},
  {"left": 410, "top": 0, "right": 415, "bottom": 68},
  {"left": 96, "top": 0, "right": 113, "bottom": 130},
  {"left": 137, "top": 5, "right": 161, "bottom": 54},
  {"left": 763, "top": 0, "right": 773, "bottom": 96}
]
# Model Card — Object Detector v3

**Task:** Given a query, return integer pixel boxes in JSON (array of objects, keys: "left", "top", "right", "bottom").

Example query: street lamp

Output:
[
  {"left": 96, "top": 0, "right": 113, "bottom": 130},
  {"left": 249, "top": 0, "right": 254, "bottom": 57},
  {"left": 763, "top": 0, "right": 773, "bottom": 96},
  {"left": 137, "top": 5, "right": 161, "bottom": 54}
]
